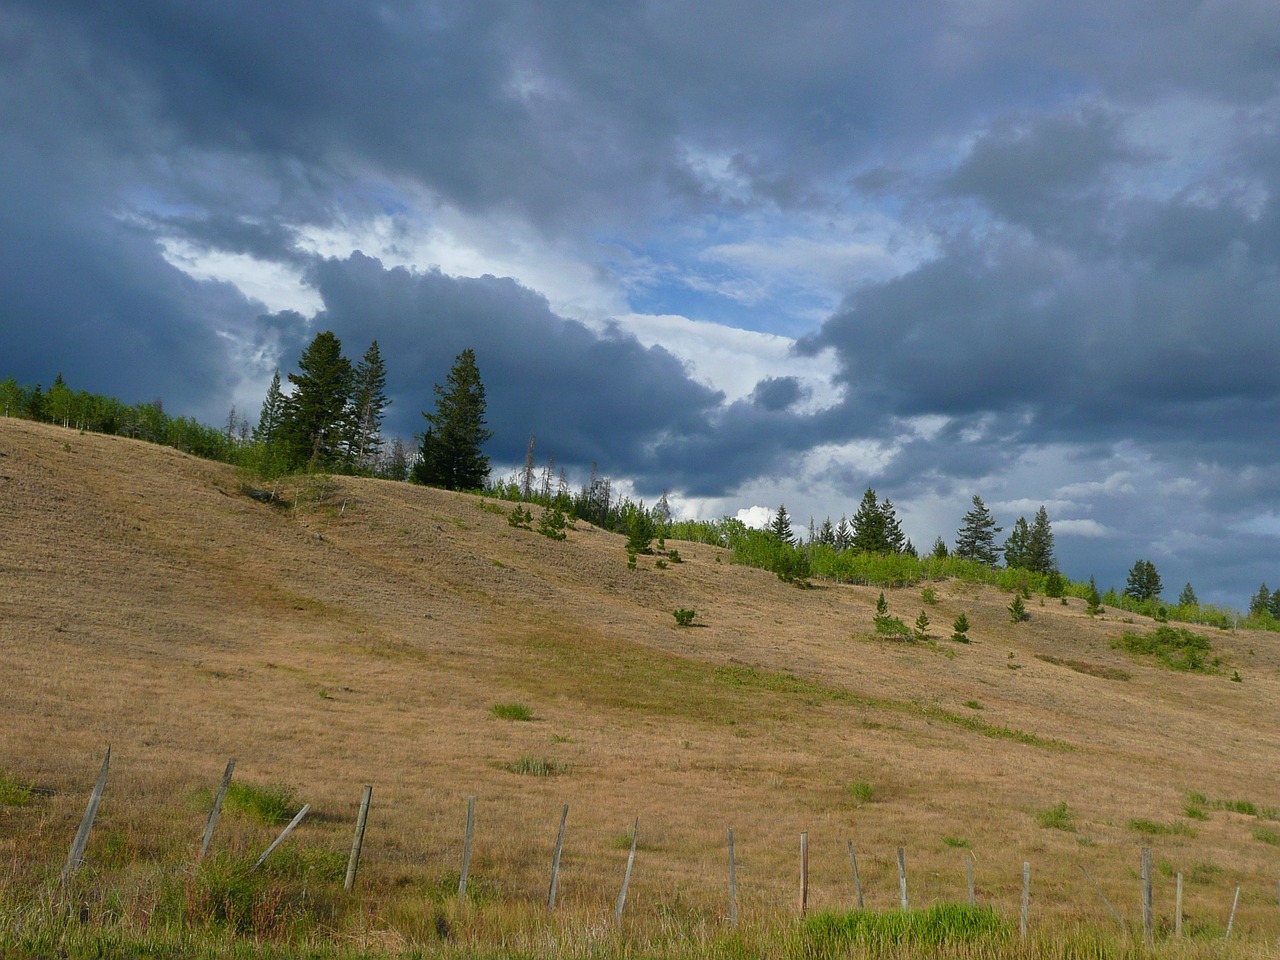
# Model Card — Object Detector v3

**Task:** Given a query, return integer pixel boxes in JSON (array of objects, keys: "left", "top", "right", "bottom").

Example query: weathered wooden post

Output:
[
  {"left": 1175, "top": 872, "right": 1184, "bottom": 938},
  {"left": 62, "top": 747, "right": 110, "bottom": 885},
  {"left": 846, "top": 840, "right": 864, "bottom": 909},
  {"left": 252, "top": 804, "right": 311, "bottom": 872},
  {"left": 1140, "top": 847, "right": 1153, "bottom": 943},
  {"left": 458, "top": 796, "right": 476, "bottom": 900},
  {"left": 727, "top": 827, "right": 739, "bottom": 927},
  {"left": 344, "top": 785, "right": 373, "bottom": 891},
  {"left": 1020, "top": 861, "right": 1030, "bottom": 940},
  {"left": 615, "top": 817, "right": 639, "bottom": 920},
  {"left": 547, "top": 804, "right": 568, "bottom": 910},
  {"left": 198, "top": 758, "right": 235, "bottom": 862},
  {"left": 799, "top": 831, "right": 810, "bottom": 915},
  {"left": 1226, "top": 885, "right": 1240, "bottom": 938},
  {"left": 897, "top": 847, "right": 908, "bottom": 911}
]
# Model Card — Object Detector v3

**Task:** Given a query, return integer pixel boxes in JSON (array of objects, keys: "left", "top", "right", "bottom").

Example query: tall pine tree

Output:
[
  {"left": 348, "top": 340, "right": 389, "bottom": 472},
  {"left": 850, "top": 488, "right": 889, "bottom": 552},
  {"left": 955, "top": 495, "right": 1002, "bottom": 567},
  {"left": 1025, "top": 506, "right": 1056, "bottom": 575},
  {"left": 1003, "top": 516, "right": 1030, "bottom": 569},
  {"left": 768, "top": 504, "right": 795, "bottom": 545},
  {"left": 413, "top": 348, "right": 493, "bottom": 491},
  {"left": 278, "top": 332, "right": 353, "bottom": 469}
]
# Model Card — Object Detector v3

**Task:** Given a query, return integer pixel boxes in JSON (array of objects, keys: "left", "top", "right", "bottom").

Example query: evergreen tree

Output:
[
  {"left": 834, "top": 516, "right": 851, "bottom": 551},
  {"left": 913, "top": 610, "right": 930, "bottom": 642},
  {"left": 851, "top": 488, "right": 890, "bottom": 553},
  {"left": 931, "top": 536, "right": 949, "bottom": 559},
  {"left": 1003, "top": 516, "right": 1030, "bottom": 570},
  {"left": 1025, "top": 506, "right": 1056, "bottom": 575},
  {"left": 279, "top": 331, "right": 354, "bottom": 469},
  {"left": 254, "top": 371, "right": 285, "bottom": 444},
  {"left": 1124, "top": 560, "right": 1163, "bottom": 602},
  {"left": 1250, "top": 584, "right": 1272, "bottom": 618},
  {"left": 1177, "top": 583, "right": 1198, "bottom": 608},
  {"left": 951, "top": 612, "right": 971, "bottom": 643},
  {"left": 882, "top": 499, "right": 906, "bottom": 553},
  {"left": 414, "top": 348, "right": 493, "bottom": 490},
  {"left": 349, "top": 340, "right": 389, "bottom": 471},
  {"left": 1008, "top": 595, "right": 1029, "bottom": 622},
  {"left": 1045, "top": 569, "right": 1065, "bottom": 598},
  {"left": 818, "top": 518, "right": 836, "bottom": 546},
  {"left": 519, "top": 433, "right": 537, "bottom": 500},
  {"left": 955, "top": 495, "right": 1002, "bottom": 566},
  {"left": 1086, "top": 576, "right": 1102, "bottom": 615},
  {"left": 768, "top": 504, "right": 795, "bottom": 545}
]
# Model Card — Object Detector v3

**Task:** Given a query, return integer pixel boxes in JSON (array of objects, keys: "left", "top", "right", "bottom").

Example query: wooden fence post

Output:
[
  {"left": 846, "top": 840, "right": 864, "bottom": 910},
  {"left": 1175, "top": 872, "right": 1183, "bottom": 938},
  {"left": 727, "top": 828, "right": 738, "bottom": 927},
  {"left": 1020, "top": 861, "right": 1030, "bottom": 940},
  {"left": 1141, "top": 847, "right": 1153, "bottom": 942},
  {"left": 615, "top": 817, "right": 639, "bottom": 920},
  {"left": 897, "top": 847, "right": 908, "bottom": 911},
  {"left": 62, "top": 747, "right": 110, "bottom": 885},
  {"left": 799, "top": 832, "right": 809, "bottom": 915},
  {"left": 458, "top": 796, "right": 476, "bottom": 900},
  {"left": 547, "top": 804, "right": 568, "bottom": 910},
  {"left": 1226, "top": 885, "right": 1240, "bottom": 938},
  {"left": 252, "top": 804, "right": 310, "bottom": 872},
  {"left": 198, "top": 758, "right": 234, "bottom": 862},
  {"left": 344, "top": 785, "right": 373, "bottom": 891}
]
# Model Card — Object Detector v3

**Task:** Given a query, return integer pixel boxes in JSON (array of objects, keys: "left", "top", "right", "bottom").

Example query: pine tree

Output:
[
  {"left": 1250, "top": 584, "right": 1272, "bottom": 618},
  {"left": 955, "top": 495, "right": 1002, "bottom": 567},
  {"left": 818, "top": 518, "right": 836, "bottom": 546},
  {"left": 279, "top": 331, "right": 353, "bottom": 469},
  {"left": 951, "top": 612, "right": 971, "bottom": 643},
  {"left": 1086, "top": 576, "right": 1102, "bottom": 615},
  {"left": 254, "top": 371, "right": 285, "bottom": 444},
  {"left": 1177, "top": 583, "right": 1198, "bottom": 608},
  {"left": 882, "top": 499, "right": 906, "bottom": 553},
  {"left": 851, "top": 488, "right": 889, "bottom": 553},
  {"left": 931, "top": 536, "right": 949, "bottom": 559},
  {"left": 1008, "top": 595, "right": 1029, "bottom": 622},
  {"left": 1003, "top": 517, "right": 1030, "bottom": 570},
  {"left": 349, "top": 340, "right": 389, "bottom": 471},
  {"left": 913, "top": 610, "right": 930, "bottom": 641},
  {"left": 413, "top": 348, "right": 493, "bottom": 491},
  {"left": 1025, "top": 506, "right": 1056, "bottom": 575},
  {"left": 768, "top": 505, "right": 795, "bottom": 545},
  {"left": 834, "top": 516, "right": 851, "bottom": 551},
  {"left": 1124, "top": 560, "right": 1163, "bottom": 602}
]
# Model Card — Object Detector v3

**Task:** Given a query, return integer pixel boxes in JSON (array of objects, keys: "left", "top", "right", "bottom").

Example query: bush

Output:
[
  {"left": 1008, "top": 595, "right": 1029, "bottom": 622},
  {"left": 1114, "top": 626, "right": 1214, "bottom": 672},
  {"left": 847, "top": 781, "right": 873, "bottom": 805},
  {"left": 491, "top": 703, "right": 532, "bottom": 721},
  {"left": 537, "top": 506, "right": 568, "bottom": 540},
  {"left": 0, "top": 772, "right": 33, "bottom": 807},
  {"left": 673, "top": 608, "right": 696, "bottom": 626},
  {"left": 1037, "top": 801, "right": 1075, "bottom": 831},
  {"left": 913, "top": 610, "right": 930, "bottom": 641},
  {"left": 667, "top": 549, "right": 682, "bottom": 563},
  {"left": 921, "top": 586, "right": 938, "bottom": 605},
  {"left": 951, "top": 612, "right": 971, "bottom": 643},
  {"left": 507, "top": 505, "right": 533, "bottom": 529}
]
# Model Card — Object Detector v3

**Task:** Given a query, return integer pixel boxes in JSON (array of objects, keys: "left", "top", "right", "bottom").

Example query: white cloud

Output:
[
  {"left": 735, "top": 505, "right": 775, "bottom": 529},
  {"left": 158, "top": 238, "right": 323, "bottom": 315},
  {"left": 1053, "top": 518, "right": 1112, "bottom": 538}
]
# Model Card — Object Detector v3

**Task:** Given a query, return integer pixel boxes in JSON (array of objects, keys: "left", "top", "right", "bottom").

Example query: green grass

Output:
[
  {"left": 1036, "top": 801, "right": 1075, "bottom": 831},
  {"left": 1128, "top": 818, "right": 1196, "bottom": 837},
  {"left": 801, "top": 903, "right": 1006, "bottom": 948},
  {"left": 0, "top": 772, "right": 33, "bottom": 807},
  {"left": 1253, "top": 827, "right": 1280, "bottom": 846},
  {"left": 942, "top": 836, "right": 971, "bottom": 849},
  {"left": 499, "top": 755, "right": 570, "bottom": 777},
  {"left": 1113, "top": 625, "right": 1215, "bottom": 672},
  {"left": 491, "top": 702, "right": 533, "bottom": 721},
  {"left": 847, "top": 781, "right": 873, "bottom": 804},
  {"left": 962, "top": 700, "right": 983, "bottom": 710},
  {"left": 223, "top": 780, "right": 299, "bottom": 825}
]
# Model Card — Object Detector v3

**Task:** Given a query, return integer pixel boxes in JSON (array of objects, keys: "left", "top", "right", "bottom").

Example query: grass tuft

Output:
[
  {"left": 500, "top": 755, "right": 570, "bottom": 777},
  {"left": 1037, "top": 801, "right": 1075, "bottom": 831},
  {"left": 491, "top": 702, "right": 533, "bottom": 721},
  {"left": 802, "top": 903, "right": 1006, "bottom": 948},
  {"left": 0, "top": 772, "right": 34, "bottom": 807},
  {"left": 223, "top": 781, "right": 298, "bottom": 825}
]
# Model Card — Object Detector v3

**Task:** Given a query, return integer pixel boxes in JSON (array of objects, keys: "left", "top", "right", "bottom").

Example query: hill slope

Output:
[{"left": 3, "top": 417, "right": 1279, "bottom": 944}]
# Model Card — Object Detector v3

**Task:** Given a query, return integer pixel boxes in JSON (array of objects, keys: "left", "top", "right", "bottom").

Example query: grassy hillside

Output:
[{"left": 2, "top": 417, "right": 1279, "bottom": 958}]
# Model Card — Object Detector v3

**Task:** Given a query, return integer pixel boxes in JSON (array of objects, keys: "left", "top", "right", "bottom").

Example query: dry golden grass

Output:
[{"left": 3, "top": 417, "right": 1280, "bottom": 955}]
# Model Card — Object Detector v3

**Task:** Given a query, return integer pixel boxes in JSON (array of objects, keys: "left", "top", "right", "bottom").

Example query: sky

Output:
[{"left": 2, "top": 1, "right": 1278, "bottom": 609}]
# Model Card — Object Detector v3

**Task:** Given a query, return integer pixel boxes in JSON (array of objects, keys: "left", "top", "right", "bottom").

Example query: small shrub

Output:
[
  {"left": 507, "top": 505, "right": 533, "bottom": 529},
  {"left": 921, "top": 586, "right": 938, "bottom": 605},
  {"left": 673, "top": 608, "right": 696, "bottom": 627},
  {"left": 0, "top": 772, "right": 34, "bottom": 807},
  {"left": 1231, "top": 670, "right": 1242, "bottom": 682},
  {"left": 537, "top": 506, "right": 568, "bottom": 540},
  {"left": 1036, "top": 801, "right": 1075, "bottom": 831},
  {"left": 943, "top": 836, "right": 971, "bottom": 849},
  {"left": 1216, "top": 798, "right": 1258, "bottom": 816},
  {"left": 847, "top": 781, "right": 873, "bottom": 805},
  {"left": 224, "top": 781, "right": 298, "bottom": 825},
  {"left": 1114, "top": 626, "right": 1214, "bottom": 672},
  {"left": 1254, "top": 827, "right": 1280, "bottom": 846},
  {"left": 962, "top": 700, "right": 983, "bottom": 710},
  {"left": 1008, "top": 595, "right": 1029, "bottom": 622},
  {"left": 501, "top": 755, "right": 570, "bottom": 777},
  {"left": 875, "top": 615, "right": 911, "bottom": 638},
  {"left": 951, "top": 612, "right": 971, "bottom": 643},
  {"left": 913, "top": 610, "right": 930, "bottom": 641},
  {"left": 491, "top": 702, "right": 532, "bottom": 721},
  {"left": 667, "top": 549, "right": 683, "bottom": 563},
  {"left": 655, "top": 558, "right": 668, "bottom": 569},
  {"left": 1184, "top": 801, "right": 1209, "bottom": 821},
  {"left": 1128, "top": 818, "right": 1196, "bottom": 837},
  {"left": 626, "top": 551, "right": 637, "bottom": 570}
]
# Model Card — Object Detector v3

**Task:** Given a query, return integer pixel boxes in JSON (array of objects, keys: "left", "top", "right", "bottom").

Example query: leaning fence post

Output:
[
  {"left": 846, "top": 840, "right": 864, "bottom": 910},
  {"left": 62, "top": 747, "right": 110, "bottom": 885},
  {"left": 897, "top": 847, "right": 908, "bottom": 911},
  {"left": 458, "top": 796, "right": 476, "bottom": 900},
  {"left": 252, "top": 804, "right": 310, "bottom": 872},
  {"left": 799, "top": 831, "right": 809, "bottom": 915},
  {"left": 344, "top": 785, "right": 373, "bottom": 891},
  {"left": 615, "top": 817, "right": 639, "bottom": 920},
  {"left": 1140, "top": 847, "right": 1153, "bottom": 942},
  {"left": 727, "top": 828, "right": 739, "bottom": 927},
  {"left": 1226, "top": 885, "right": 1240, "bottom": 938},
  {"left": 547, "top": 804, "right": 568, "bottom": 910},
  {"left": 1020, "top": 861, "right": 1030, "bottom": 940},
  {"left": 198, "top": 758, "right": 235, "bottom": 862},
  {"left": 1078, "top": 863, "right": 1124, "bottom": 929}
]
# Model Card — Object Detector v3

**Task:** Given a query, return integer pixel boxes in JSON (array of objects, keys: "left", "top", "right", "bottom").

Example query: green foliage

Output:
[
  {"left": 943, "top": 836, "right": 971, "bottom": 849},
  {"left": 951, "top": 612, "right": 971, "bottom": 643},
  {"left": 1085, "top": 577, "right": 1103, "bottom": 615},
  {"left": 875, "top": 592, "right": 889, "bottom": 617},
  {"left": 963, "top": 700, "right": 982, "bottom": 710},
  {"left": 0, "top": 772, "right": 33, "bottom": 806},
  {"left": 626, "top": 506, "right": 656, "bottom": 554},
  {"left": 801, "top": 904, "right": 1005, "bottom": 949},
  {"left": 666, "top": 548, "right": 682, "bottom": 563},
  {"left": 278, "top": 330, "right": 354, "bottom": 470},
  {"left": 1008, "top": 595, "right": 1029, "bottom": 622},
  {"left": 507, "top": 504, "right": 533, "bottom": 529},
  {"left": 1253, "top": 827, "right": 1280, "bottom": 845},
  {"left": 955, "top": 495, "right": 1002, "bottom": 567},
  {"left": 414, "top": 348, "right": 492, "bottom": 491},
  {"left": 491, "top": 703, "right": 533, "bottom": 721},
  {"left": 1179, "top": 582, "right": 1199, "bottom": 607},
  {"left": 654, "top": 558, "right": 668, "bottom": 569},
  {"left": 1128, "top": 818, "right": 1196, "bottom": 837},
  {"left": 767, "top": 504, "right": 795, "bottom": 545},
  {"left": 847, "top": 781, "right": 873, "bottom": 805},
  {"left": 1045, "top": 569, "right": 1065, "bottom": 597},
  {"left": 1114, "top": 625, "right": 1214, "bottom": 672},
  {"left": 1125, "top": 558, "right": 1164, "bottom": 602},
  {"left": 223, "top": 781, "right": 299, "bottom": 825},
  {"left": 913, "top": 609, "right": 930, "bottom": 641},
  {"left": 673, "top": 608, "right": 696, "bottom": 626},
  {"left": 1037, "top": 801, "right": 1075, "bottom": 831},
  {"left": 920, "top": 586, "right": 937, "bottom": 605},
  {"left": 500, "top": 755, "right": 570, "bottom": 777},
  {"left": 537, "top": 505, "right": 568, "bottom": 540}
]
